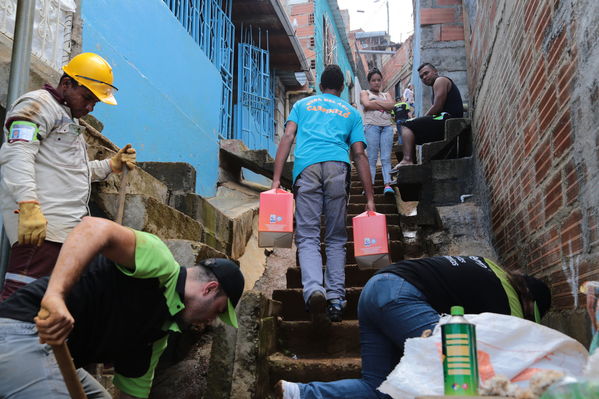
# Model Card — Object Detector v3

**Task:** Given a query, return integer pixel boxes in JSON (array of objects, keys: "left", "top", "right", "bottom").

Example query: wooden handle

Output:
[
  {"left": 115, "top": 167, "right": 129, "bottom": 225},
  {"left": 37, "top": 309, "right": 87, "bottom": 398}
]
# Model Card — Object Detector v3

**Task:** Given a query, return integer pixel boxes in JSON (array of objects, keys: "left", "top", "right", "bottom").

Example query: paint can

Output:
[{"left": 441, "top": 306, "right": 479, "bottom": 395}]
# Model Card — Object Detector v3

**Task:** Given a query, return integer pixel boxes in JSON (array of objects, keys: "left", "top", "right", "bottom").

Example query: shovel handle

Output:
[
  {"left": 115, "top": 167, "right": 129, "bottom": 225},
  {"left": 37, "top": 309, "right": 87, "bottom": 398}
]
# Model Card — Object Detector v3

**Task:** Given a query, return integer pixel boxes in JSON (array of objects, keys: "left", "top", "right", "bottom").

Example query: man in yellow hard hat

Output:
[{"left": 0, "top": 52, "right": 136, "bottom": 301}]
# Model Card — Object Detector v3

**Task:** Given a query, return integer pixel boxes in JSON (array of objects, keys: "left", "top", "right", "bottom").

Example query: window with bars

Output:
[
  {"left": 310, "top": 59, "right": 316, "bottom": 69},
  {"left": 310, "top": 37, "right": 315, "bottom": 48},
  {"left": 323, "top": 16, "right": 336, "bottom": 66},
  {"left": 308, "top": 13, "right": 314, "bottom": 24}
]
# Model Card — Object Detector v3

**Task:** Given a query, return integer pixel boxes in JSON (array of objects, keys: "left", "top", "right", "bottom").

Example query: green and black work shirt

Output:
[
  {"left": 376, "top": 256, "right": 526, "bottom": 318},
  {"left": 0, "top": 230, "right": 185, "bottom": 398}
]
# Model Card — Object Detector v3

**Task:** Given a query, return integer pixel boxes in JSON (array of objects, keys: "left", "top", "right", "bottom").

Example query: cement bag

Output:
[{"left": 378, "top": 312, "right": 589, "bottom": 399}]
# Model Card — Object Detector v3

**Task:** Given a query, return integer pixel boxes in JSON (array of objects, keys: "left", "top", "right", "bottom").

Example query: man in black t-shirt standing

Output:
[
  {"left": 392, "top": 63, "right": 464, "bottom": 169},
  {"left": 275, "top": 255, "right": 551, "bottom": 399},
  {"left": 0, "top": 217, "right": 244, "bottom": 399}
]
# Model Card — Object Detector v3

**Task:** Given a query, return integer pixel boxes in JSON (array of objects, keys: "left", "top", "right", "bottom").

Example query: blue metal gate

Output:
[
  {"left": 162, "top": 0, "right": 235, "bottom": 138},
  {"left": 235, "top": 27, "right": 275, "bottom": 155}
]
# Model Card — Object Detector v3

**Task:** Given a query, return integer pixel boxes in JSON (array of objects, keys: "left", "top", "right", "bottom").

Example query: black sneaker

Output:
[
  {"left": 308, "top": 291, "right": 328, "bottom": 327},
  {"left": 327, "top": 298, "right": 346, "bottom": 322}
]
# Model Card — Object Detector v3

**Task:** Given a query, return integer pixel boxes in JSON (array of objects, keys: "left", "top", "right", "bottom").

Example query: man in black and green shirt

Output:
[
  {"left": 276, "top": 255, "right": 551, "bottom": 399},
  {"left": 0, "top": 216, "right": 244, "bottom": 398}
]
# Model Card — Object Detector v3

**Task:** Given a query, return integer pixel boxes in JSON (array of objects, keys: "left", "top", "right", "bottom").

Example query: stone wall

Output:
[
  {"left": 463, "top": 0, "right": 599, "bottom": 343},
  {"left": 414, "top": 0, "right": 469, "bottom": 113}
]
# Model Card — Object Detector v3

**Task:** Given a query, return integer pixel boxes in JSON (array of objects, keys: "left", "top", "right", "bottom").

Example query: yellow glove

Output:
[
  {"left": 17, "top": 201, "right": 47, "bottom": 246},
  {"left": 110, "top": 144, "right": 137, "bottom": 173}
]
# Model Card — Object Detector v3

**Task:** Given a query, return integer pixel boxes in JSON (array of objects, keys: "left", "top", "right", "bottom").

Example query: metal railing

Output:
[
  {"left": 235, "top": 27, "right": 275, "bottom": 155},
  {"left": 162, "top": 0, "right": 235, "bottom": 138}
]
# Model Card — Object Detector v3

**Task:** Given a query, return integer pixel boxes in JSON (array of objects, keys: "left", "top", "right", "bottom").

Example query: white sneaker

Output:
[{"left": 274, "top": 380, "right": 300, "bottom": 399}]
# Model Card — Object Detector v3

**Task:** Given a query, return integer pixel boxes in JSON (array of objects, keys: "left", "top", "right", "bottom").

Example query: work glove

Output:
[
  {"left": 17, "top": 201, "right": 47, "bottom": 246},
  {"left": 110, "top": 144, "right": 137, "bottom": 173}
]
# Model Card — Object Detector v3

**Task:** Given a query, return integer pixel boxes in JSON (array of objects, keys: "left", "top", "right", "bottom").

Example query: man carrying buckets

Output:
[{"left": 271, "top": 65, "right": 375, "bottom": 324}]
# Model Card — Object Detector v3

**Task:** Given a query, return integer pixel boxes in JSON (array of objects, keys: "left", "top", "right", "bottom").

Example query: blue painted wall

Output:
[
  {"left": 313, "top": 0, "right": 354, "bottom": 103},
  {"left": 82, "top": 0, "right": 222, "bottom": 196}
]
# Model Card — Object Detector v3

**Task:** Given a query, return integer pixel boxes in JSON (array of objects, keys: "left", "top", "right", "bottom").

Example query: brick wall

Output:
[
  {"left": 380, "top": 35, "right": 413, "bottom": 99},
  {"left": 464, "top": 0, "right": 599, "bottom": 339}
]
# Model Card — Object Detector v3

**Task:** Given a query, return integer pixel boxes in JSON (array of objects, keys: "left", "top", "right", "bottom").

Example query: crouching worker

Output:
[
  {"left": 0, "top": 216, "right": 244, "bottom": 399},
  {"left": 276, "top": 255, "right": 551, "bottom": 399}
]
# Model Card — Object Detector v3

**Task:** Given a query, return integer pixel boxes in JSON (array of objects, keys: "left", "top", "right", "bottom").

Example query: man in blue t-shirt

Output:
[{"left": 272, "top": 65, "right": 375, "bottom": 324}]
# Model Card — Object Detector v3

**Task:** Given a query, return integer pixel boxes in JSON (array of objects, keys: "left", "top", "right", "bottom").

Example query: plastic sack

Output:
[{"left": 378, "top": 312, "right": 589, "bottom": 399}]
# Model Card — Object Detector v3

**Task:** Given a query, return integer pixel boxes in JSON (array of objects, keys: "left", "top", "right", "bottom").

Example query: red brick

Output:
[
  {"left": 290, "top": 3, "right": 314, "bottom": 16},
  {"left": 524, "top": 119, "right": 539, "bottom": 157},
  {"left": 547, "top": 28, "right": 567, "bottom": 67},
  {"left": 544, "top": 173, "right": 563, "bottom": 220},
  {"left": 524, "top": 0, "right": 540, "bottom": 32},
  {"left": 528, "top": 59, "right": 547, "bottom": 102},
  {"left": 538, "top": 85, "right": 558, "bottom": 131},
  {"left": 563, "top": 160, "right": 579, "bottom": 206},
  {"left": 295, "top": 25, "right": 314, "bottom": 37},
  {"left": 557, "top": 61, "right": 576, "bottom": 103},
  {"left": 437, "top": 0, "right": 462, "bottom": 5},
  {"left": 534, "top": 139, "right": 552, "bottom": 184},
  {"left": 528, "top": 194, "right": 544, "bottom": 231},
  {"left": 552, "top": 111, "right": 572, "bottom": 159},
  {"left": 534, "top": 4, "right": 552, "bottom": 50},
  {"left": 561, "top": 210, "right": 583, "bottom": 255},
  {"left": 421, "top": 8, "right": 456, "bottom": 25},
  {"left": 440, "top": 25, "right": 464, "bottom": 41}
]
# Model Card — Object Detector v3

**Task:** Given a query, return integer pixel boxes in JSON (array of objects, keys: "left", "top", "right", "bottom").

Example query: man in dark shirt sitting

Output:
[
  {"left": 0, "top": 216, "right": 244, "bottom": 399},
  {"left": 393, "top": 63, "right": 464, "bottom": 168}
]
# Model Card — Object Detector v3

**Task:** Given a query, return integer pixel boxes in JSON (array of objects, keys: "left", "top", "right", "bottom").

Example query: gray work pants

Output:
[
  {"left": 294, "top": 161, "right": 349, "bottom": 304},
  {"left": 0, "top": 318, "right": 111, "bottom": 398}
]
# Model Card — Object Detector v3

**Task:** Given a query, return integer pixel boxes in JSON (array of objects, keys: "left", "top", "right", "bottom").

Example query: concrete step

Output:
[
  {"left": 137, "top": 161, "right": 196, "bottom": 196},
  {"left": 93, "top": 193, "right": 203, "bottom": 241},
  {"left": 93, "top": 164, "right": 169, "bottom": 205},
  {"left": 348, "top": 213, "right": 399, "bottom": 225},
  {"left": 347, "top": 202, "right": 396, "bottom": 215},
  {"left": 421, "top": 118, "right": 471, "bottom": 163},
  {"left": 285, "top": 265, "right": 376, "bottom": 289},
  {"left": 278, "top": 321, "right": 360, "bottom": 357},
  {"left": 268, "top": 353, "right": 361, "bottom": 384},
  {"left": 164, "top": 239, "right": 230, "bottom": 266},
  {"left": 272, "top": 287, "right": 362, "bottom": 321},
  {"left": 348, "top": 193, "right": 396, "bottom": 204}
]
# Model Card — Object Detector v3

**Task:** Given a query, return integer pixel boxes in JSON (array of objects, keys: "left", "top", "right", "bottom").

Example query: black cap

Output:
[
  {"left": 524, "top": 275, "right": 551, "bottom": 317},
  {"left": 200, "top": 258, "right": 245, "bottom": 328}
]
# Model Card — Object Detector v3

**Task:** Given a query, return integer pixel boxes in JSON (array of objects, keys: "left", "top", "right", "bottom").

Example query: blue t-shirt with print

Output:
[{"left": 287, "top": 93, "right": 366, "bottom": 182}]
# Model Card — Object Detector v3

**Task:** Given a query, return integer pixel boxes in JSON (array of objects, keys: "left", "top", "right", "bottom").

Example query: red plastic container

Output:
[
  {"left": 352, "top": 211, "right": 390, "bottom": 269},
  {"left": 258, "top": 189, "right": 294, "bottom": 248}
]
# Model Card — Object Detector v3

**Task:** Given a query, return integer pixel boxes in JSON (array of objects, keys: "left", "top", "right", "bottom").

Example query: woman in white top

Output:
[{"left": 360, "top": 68, "right": 396, "bottom": 195}]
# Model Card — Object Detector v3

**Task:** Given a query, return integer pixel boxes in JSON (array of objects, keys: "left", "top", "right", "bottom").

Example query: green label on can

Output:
[{"left": 442, "top": 323, "right": 479, "bottom": 395}]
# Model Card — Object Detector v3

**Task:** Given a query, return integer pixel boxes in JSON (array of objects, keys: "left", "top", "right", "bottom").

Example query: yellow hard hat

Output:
[{"left": 62, "top": 52, "right": 118, "bottom": 105}]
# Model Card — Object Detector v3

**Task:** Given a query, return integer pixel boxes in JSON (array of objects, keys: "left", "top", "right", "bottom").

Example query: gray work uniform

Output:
[{"left": 0, "top": 89, "right": 112, "bottom": 245}]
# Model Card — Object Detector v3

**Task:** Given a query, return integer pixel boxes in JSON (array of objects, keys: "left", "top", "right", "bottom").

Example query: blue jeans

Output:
[
  {"left": 294, "top": 162, "right": 349, "bottom": 304},
  {"left": 364, "top": 125, "right": 394, "bottom": 185},
  {"left": 395, "top": 120, "right": 406, "bottom": 145},
  {"left": 0, "top": 319, "right": 111, "bottom": 398},
  {"left": 298, "top": 273, "right": 440, "bottom": 399}
]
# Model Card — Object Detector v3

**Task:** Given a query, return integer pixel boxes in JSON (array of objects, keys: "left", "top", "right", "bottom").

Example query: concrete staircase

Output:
[
  {"left": 267, "top": 142, "right": 411, "bottom": 393},
  {"left": 258, "top": 119, "right": 487, "bottom": 398}
]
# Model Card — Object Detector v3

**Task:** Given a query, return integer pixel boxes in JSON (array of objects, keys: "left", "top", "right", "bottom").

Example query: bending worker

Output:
[
  {"left": 0, "top": 216, "right": 245, "bottom": 398},
  {"left": 0, "top": 52, "right": 136, "bottom": 301},
  {"left": 276, "top": 255, "right": 551, "bottom": 399}
]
